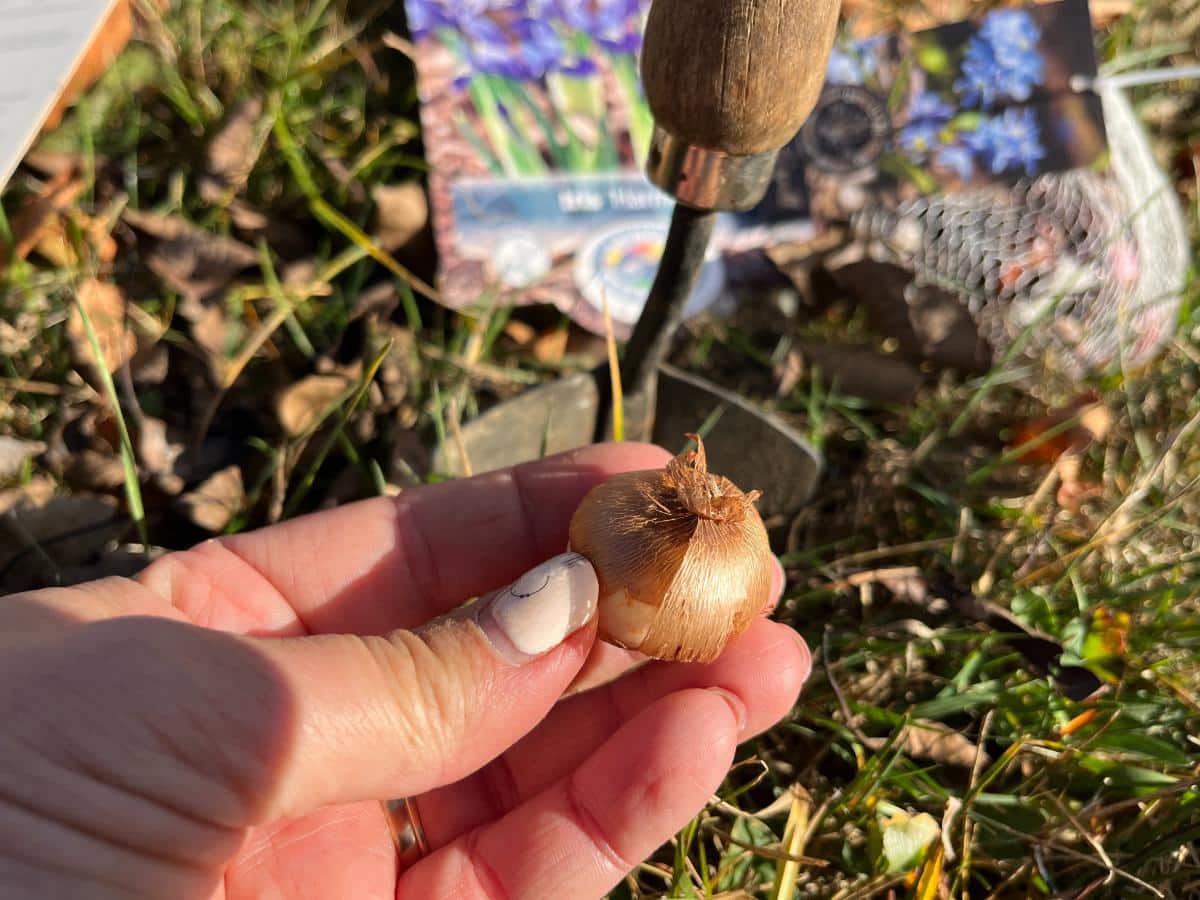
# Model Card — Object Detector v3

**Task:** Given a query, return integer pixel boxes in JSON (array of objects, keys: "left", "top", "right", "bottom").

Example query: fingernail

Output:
[
  {"left": 791, "top": 631, "right": 813, "bottom": 686},
  {"left": 707, "top": 687, "right": 749, "bottom": 733},
  {"left": 477, "top": 553, "right": 598, "bottom": 664}
]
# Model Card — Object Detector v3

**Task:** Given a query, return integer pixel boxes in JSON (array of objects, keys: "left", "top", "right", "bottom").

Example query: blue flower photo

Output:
[{"left": 888, "top": 7, "right": 1051, "bottom": 186}]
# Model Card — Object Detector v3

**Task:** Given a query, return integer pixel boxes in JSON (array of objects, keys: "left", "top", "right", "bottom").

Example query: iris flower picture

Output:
[{"left": 406, "top": 0, "right": 652, "bottom": 176}]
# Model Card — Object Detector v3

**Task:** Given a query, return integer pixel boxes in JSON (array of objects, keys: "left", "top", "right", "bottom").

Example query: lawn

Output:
[{"left": 1, "top": 0, "right": 1199, "bottom": 896}]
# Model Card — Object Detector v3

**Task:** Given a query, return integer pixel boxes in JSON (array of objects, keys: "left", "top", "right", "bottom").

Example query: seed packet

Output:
[
  {"left": 0, "top": 0, "right": 119, "bottom": 191},
  {"left": 405, "top": 0, "right": 1107, "bottom": 336},
  {"left": 776, "top": 0, "right": 1108, "bottom": 228}
]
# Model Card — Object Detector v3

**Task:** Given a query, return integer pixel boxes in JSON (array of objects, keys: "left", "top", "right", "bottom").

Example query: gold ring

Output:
[{"left": 383, "top": 797, "right": 431, "bottom": 869}]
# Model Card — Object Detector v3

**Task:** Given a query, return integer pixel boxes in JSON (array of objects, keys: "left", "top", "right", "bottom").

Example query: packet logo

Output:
[
  {"left": 493, "top": 232, "right": 552, "bottom": 288},
  {"left": 574, "top": 223, "right": 725, "bottom": 326},
  {"left": 800, "top": 85, "right": 890, "bottom": 174}
]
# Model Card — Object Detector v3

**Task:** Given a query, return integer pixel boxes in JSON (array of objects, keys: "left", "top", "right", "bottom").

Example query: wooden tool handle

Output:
[{"left": 641, "top": 0, "right": 843, "bottom": 156}]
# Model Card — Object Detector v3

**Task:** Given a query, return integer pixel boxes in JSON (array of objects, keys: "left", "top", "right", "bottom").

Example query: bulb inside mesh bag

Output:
[{"left": 850, "top": 85, "right": 1188, "bottom": 379}]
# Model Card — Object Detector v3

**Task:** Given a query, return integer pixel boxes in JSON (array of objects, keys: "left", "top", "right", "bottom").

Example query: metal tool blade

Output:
[{"left": 433, "top": 363, "right": 821, "bottom": 520}]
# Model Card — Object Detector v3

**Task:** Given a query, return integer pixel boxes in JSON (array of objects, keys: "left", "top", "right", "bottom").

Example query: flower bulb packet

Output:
[{"left": 404, "top": 0, "right": 1112, "bottom": 338}]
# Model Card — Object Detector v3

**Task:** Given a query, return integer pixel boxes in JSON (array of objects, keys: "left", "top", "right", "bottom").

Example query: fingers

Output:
[
  {"left": 419, "top": 617, "right": 810, "bottom": 846},
  {"left": 136, "top": 442, "right": 670, "bottom": 636},
  {"left": 563, "top": 551, "right": 786, "bottom": 698},
  {"left": 399, "top": 689, "right": 743, "bottom": 900},
  {"left": 254, "top": 553, "right": 601, "bottom": 820}
]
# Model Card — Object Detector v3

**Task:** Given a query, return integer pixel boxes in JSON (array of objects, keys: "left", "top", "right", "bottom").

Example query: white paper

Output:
[{"left": 0, "top": 0, "right": 117, "bottom": 191}]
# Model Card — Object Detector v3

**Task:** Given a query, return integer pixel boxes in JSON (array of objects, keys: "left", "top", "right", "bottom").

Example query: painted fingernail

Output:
[
  {"left": 477, "top": 553, "right": 598, "bottom": 664},
  {"left": 707, "top": 687, "right": 749, "bottom": 733}
]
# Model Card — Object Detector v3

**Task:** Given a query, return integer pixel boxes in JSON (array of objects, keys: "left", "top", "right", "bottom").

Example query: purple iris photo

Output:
[
  {"left": 464, "top": 16, "right": 566, "bottom": 81},
  {"left": 407, "top": 0, "right": 507, "bottom": 39},
  {"left": 552, "top": 0, "right": 643, "bottom": 53},
  {"left": 955, "top": 8, "right": 1045, "bottom": 108}
]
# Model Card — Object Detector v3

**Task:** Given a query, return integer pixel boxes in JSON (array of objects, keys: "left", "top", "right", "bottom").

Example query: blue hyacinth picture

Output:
[
  {"left": 405, "top": 0, "right": 652, "bottom": 179},
  {"left": 815, "top": 0, "right": 1105, "bottom": 195}
]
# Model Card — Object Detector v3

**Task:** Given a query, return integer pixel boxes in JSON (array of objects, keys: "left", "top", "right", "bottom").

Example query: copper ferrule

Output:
[{"left": 645, "top": 126, "right": 778, "bottom": 213}]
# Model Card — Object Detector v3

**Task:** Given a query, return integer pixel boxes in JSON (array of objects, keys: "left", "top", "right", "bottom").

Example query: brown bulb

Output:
[{"left": 568, "top": 435, "right": 772, "bottom": 663}]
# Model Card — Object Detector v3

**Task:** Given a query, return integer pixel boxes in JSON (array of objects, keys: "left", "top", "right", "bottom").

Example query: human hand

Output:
[{"left": 0, "top": 443, "right": 811, "bottom": 899}]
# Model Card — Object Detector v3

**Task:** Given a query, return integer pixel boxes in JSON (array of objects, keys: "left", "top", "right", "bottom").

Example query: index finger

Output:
[{"left": 138, "top": 443, "right": 670, "bottom": 635}]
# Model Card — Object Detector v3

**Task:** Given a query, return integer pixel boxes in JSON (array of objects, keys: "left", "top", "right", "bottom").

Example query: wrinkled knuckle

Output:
[
  {"left": 463, "top": 829, "right": 512, "bottom": 900},
  {"left": 362, "top": 630, "right": 471, "bottom": 769},
  {"left": 393, "top": 498, "right": 444, "bottom": 605},
  {"left": 565, "top": 770, "right": 634, "bottom": 875}
]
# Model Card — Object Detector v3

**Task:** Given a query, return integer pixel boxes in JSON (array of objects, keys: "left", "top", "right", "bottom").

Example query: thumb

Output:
[{"left": 255, "top": 552, "right": 598, "bottom": 820}]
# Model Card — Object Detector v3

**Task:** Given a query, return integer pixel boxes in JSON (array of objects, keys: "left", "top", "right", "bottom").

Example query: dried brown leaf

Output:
[
  {"left": 177, "top": 465, "right": 244, "bottom": 532},
  {"left": 137, "top": 416, "right": 184, "bottom": 494},
  {"left": 371, "top": 183, "right": 429, "bottom": 253},
  {"left": 0, "top": 437, "right": 44, "bottom": 482},
  {"left": 67, "top": 279, "right": 137, "bottom": 374},
  {"left": 503, "top": 320, "right": 536, "bottom": 346},
  {"left": 276, "top": 374, "right": 353, "bottom": 437},
  {"left": 864, "top": 721, "right": 989, "bottom": 769},
  {"left": 124, "top": 208, "right": 258, "bottom": 301},
  {"left": 0, "top": 485, "right": 122, "bottom": 572},
  {"left": 199, "top": 97, "right": 266, "bottom": 205},
  {"left": 65, "top": 449, "right": 128, "bottom": 492},
  {"left": 30, "top": 210, "right": 118, "bottom": 268},
  {"left": 377, "top": 325, "right": 418, "bottom": 409},
  {"left": 191, "top": 305, "right": 234, "bottom": 375},
  {"left": 533, "top": 325, "right": 569, "bottom": 364},
  {"left": 4, "top": 173, "right": 85, "bottom": 263}
]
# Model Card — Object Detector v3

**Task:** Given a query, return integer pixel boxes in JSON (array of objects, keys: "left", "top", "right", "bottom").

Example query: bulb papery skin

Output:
[{"left": 568, "top": 437, "right": 772, "bottom": 663}]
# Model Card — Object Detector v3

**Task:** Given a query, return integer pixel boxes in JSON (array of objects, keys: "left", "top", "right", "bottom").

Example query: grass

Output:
[{"left": 2, "top": 0, "right": 1199, "bottom": 896}]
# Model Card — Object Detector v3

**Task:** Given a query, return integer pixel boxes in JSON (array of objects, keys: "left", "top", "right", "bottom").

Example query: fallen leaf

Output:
[
  {"left": 123, "top": 208, "right": 259, "bottom": 302},
  {"left": 372, "top": 183, "right": 429, "bottom": 253},
  {"left": 1012, "top": 394, "right": 1110, "bottom": 465},
  {"left": 865, "top": 721, "right": 989, "bottom": 769},
  {"left": 199, "top": 97, "right": 266, "bottom": 205},
  {"left": 20, "top": 151, "right": 82, "bottom": 179},
  {"left": 65, "top": 449, "right": 128, "bottom": 492},
  {"left": 67, "top": 279, "right": 137, "bottom": 374},
  {"left": 873, "top": 809, "right": 940, "bottom": 876},
  {"left": 0, "top": 484, "right": 122, "bottom": 575},
  {"left": 137, "top": 416, "right": 185, "bottom": 494},
  {"left": 533, "top": 324, "right": 569, "bottom": 364},
  {"left": 191, "top": 305, "right": 236, "bottom": 376},
  {"left": 0, "top": 437, "right": 44, "bottom": 481},
  {"left": 276, "top": 374, "right": 353, "bottom": 437},
  {"left": 775, "top": 348, "right": 804, "bottom": 398},
  {"left": 176, "top": 465, "right": 244, "bottom": 532},
  {"left": 227, "top": 199, "right": 270, "bottom": 231},
  {"left": 29, "top": 209, "right": 119, "bottom": 269},
  {"left": 377, "top": 325, "right": 418, "bottom": 410},
  {"left": 503, "top": 320, "right": 536, "bottom": 346},
  {"left": 3, "top": 173, "right": 85, "bottom": 263}
]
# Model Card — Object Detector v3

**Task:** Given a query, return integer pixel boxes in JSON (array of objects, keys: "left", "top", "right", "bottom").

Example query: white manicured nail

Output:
[{"left": 477, "top": 553, "right": 598, "bottom": 663}]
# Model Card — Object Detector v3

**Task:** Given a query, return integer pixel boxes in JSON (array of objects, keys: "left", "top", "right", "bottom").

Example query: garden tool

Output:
[{"left": 437, "top": 0, "right": 843, "bottom": 523}]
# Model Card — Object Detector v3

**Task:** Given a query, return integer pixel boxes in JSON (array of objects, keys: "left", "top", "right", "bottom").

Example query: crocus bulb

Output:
[{"left": 568, "top": 435, "right": 772, "bottom": 663}]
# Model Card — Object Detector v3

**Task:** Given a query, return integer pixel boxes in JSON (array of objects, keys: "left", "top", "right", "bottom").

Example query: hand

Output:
[{"left": 0, "top": 443, "right": 811, "bottom": 899}]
